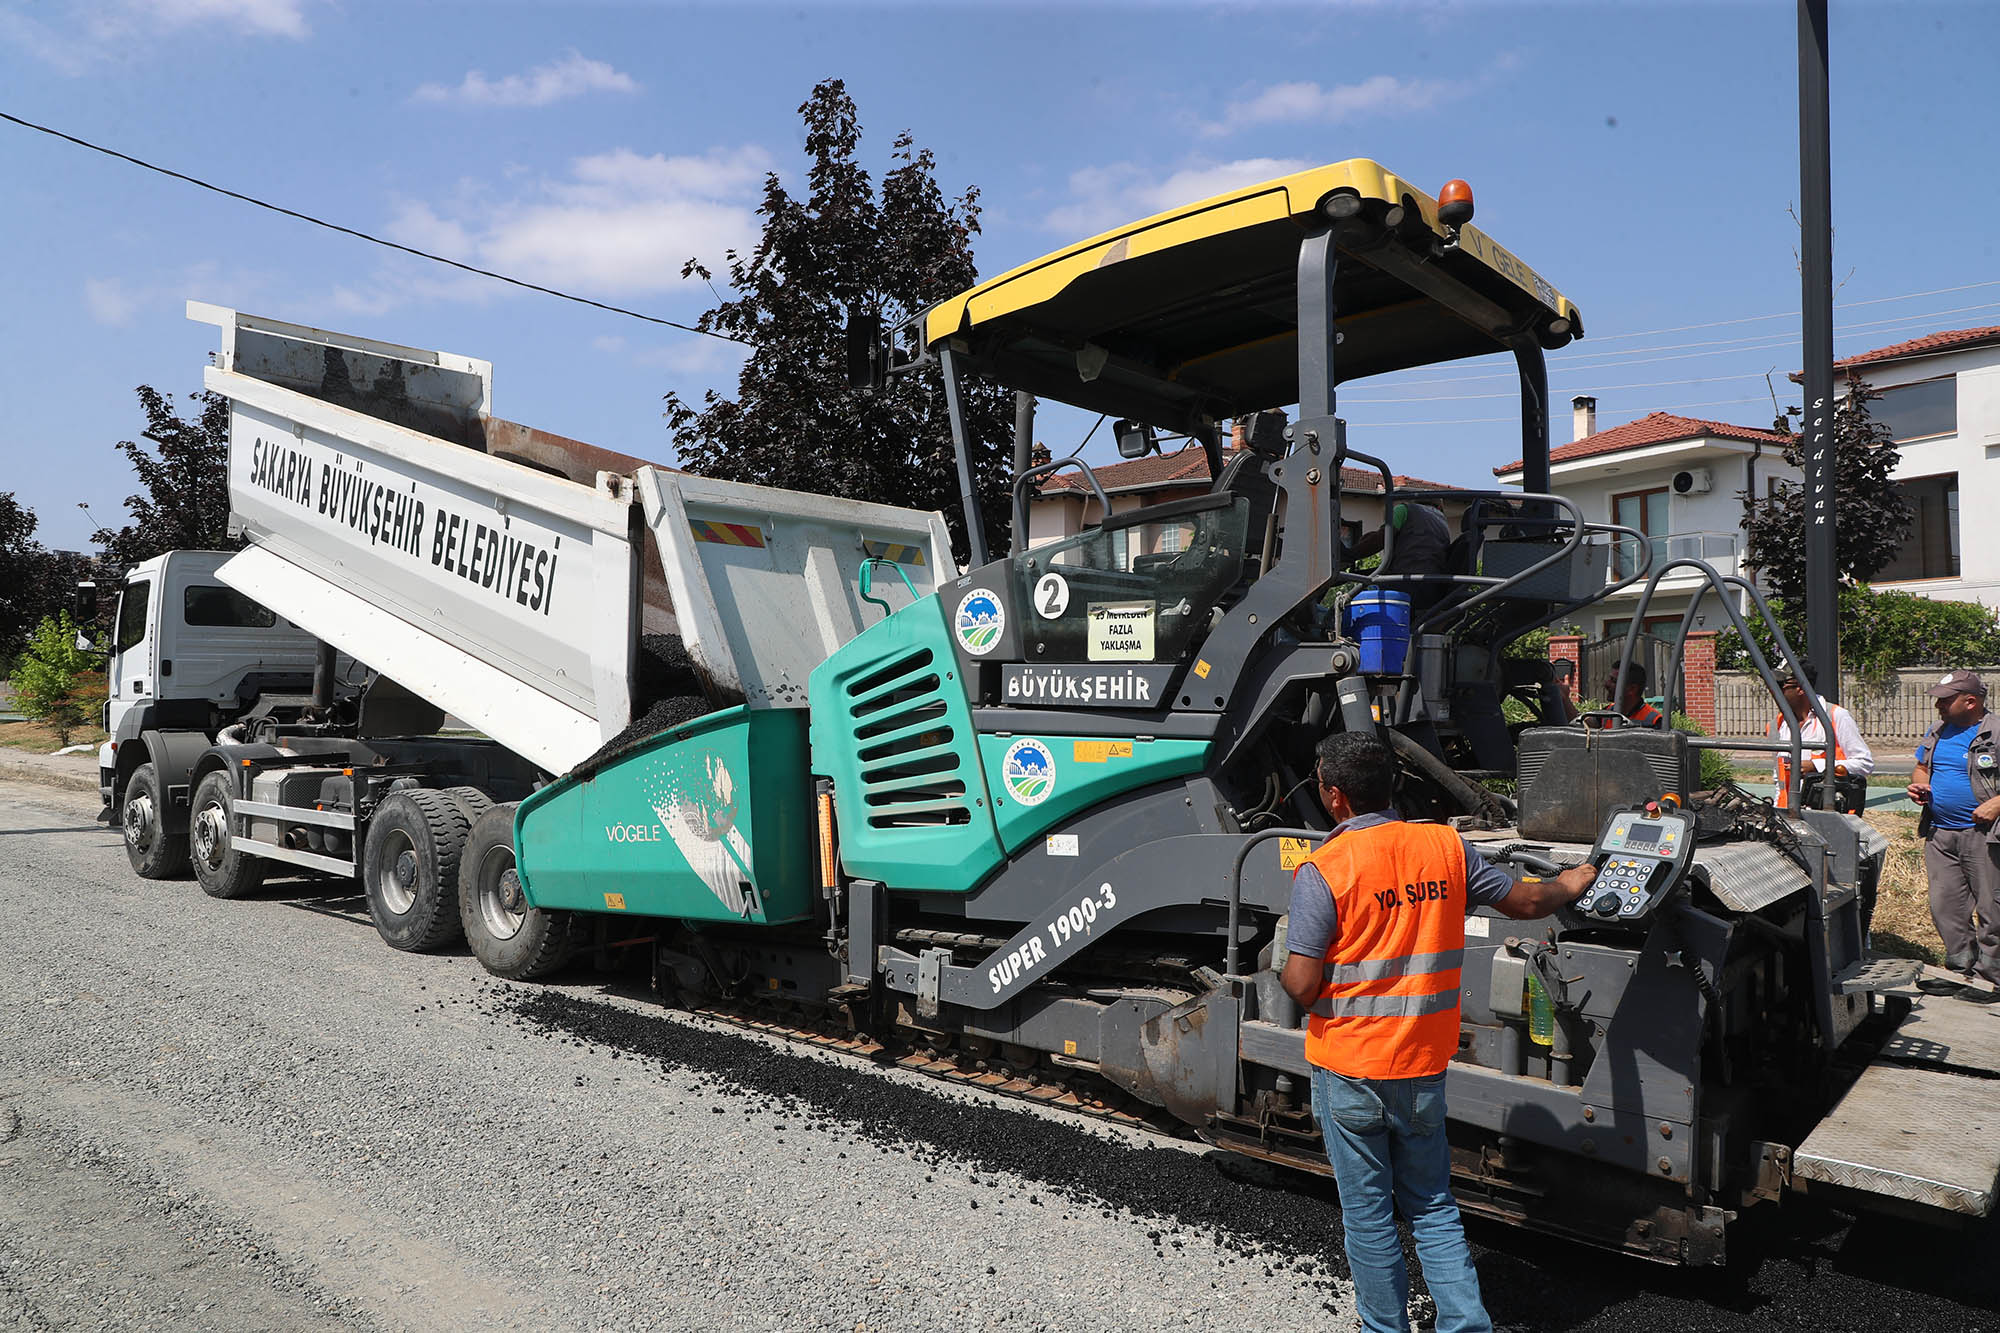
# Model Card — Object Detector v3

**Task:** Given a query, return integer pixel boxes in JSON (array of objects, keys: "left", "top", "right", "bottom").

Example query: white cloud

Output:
[
  {"left": 1043, "top": 157, "right": 1311, "bottom": 237},
  {"left": 1202, "top": 75, "right": 1455, "bottom": 138},
  {"left": 414, "top": 51, "right": 639, "bottom": 108},
  {"left": 382, "top": 146, "right": 771, "bottom": 300},
  {"left": 84, "top": 278, "right": 142, "bottom": 328},
  {"left": 6, "top": 0, "right": 308, "bottom": 74}
]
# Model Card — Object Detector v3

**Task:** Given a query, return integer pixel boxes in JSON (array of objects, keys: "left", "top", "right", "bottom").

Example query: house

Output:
[
  {"left": 1826, "top": 326, "right": 2000, "bottom": 607},
  {"left": 1492, "top": 399, "right": 1797, "bottom": 642},
  {"left": 1031, "top": 441, "right": 1465, "bottom": 551}
]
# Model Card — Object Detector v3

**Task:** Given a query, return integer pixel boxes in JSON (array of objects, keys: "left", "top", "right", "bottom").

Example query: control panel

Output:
[{"left": 1571, "top": 807, "right": 1695, "bottom": 925}]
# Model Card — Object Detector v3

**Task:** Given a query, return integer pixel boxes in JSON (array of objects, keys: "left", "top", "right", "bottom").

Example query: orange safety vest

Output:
[
  {"left": 1301, "top": 820, "right": 1468, "bottom": 1080},
  {"left": 1772, "top": 713, "right": 1847, "bottom": 809},
  {"left": 1630, "top": 702, "right": 1666, "bottom": 729}
]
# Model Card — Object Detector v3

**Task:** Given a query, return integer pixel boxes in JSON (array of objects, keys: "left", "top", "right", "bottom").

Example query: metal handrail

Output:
[
  {"left": 1011, "top": 454, "right": 1115, "bottom": 547},
  {"left": 1224, "top": 825, "right": 1324, "bottom": 978},
  {"left": 1614, "top": 559, "right": 1835, "bottom": 811}
]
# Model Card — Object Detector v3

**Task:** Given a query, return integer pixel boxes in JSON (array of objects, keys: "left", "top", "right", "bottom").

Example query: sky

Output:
[{"left": 3, "top": 0, "right": 1997, "bottom": 554}]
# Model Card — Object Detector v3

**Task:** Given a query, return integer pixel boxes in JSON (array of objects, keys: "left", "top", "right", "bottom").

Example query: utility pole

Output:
[{"left": 1798, "top": 0, "right": 1838, "bottom": 699}]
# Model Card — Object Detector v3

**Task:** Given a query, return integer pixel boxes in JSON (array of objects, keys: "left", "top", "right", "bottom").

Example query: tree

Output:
[
  {"left": 91, "top": 386, "right": 236, "bottom": 571},
  {"left": 1739, "top": 375, "right": 1911, "bottom": 606},
  {"left": 11, "top": 612, "right": 101, "bottom": 745},
  {"left": 663, "top": 79, "right": 1013, "bottom": 564},
  {"left": 0, "top": 493, "right": 93, "bottom": 672}
]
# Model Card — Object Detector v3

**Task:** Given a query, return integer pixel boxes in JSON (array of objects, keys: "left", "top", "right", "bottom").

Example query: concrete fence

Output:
[{"left": 1714, "top": 667, "right": 2000, "bottom": 746}]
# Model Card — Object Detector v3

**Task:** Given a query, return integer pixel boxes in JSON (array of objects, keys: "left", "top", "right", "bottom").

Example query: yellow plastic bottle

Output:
[{"left": 1526, "top": 970, "right": 1555, "bottom": 1047}]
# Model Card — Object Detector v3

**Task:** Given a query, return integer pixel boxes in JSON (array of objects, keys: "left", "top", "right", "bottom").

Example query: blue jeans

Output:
[{"left": 1311, "top": 1066, "right": 1491, "bottom": 1333}]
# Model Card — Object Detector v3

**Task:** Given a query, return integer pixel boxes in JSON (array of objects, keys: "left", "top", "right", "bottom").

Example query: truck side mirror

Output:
[
  {"left": 845, "top": 313, "right": 885, "bottom": 390},
  {"left": 1114, "top": 419, "right": 1158, "bottom": 460},
  {"left": 72, "top": 580, "right": 98, "bottom": 623}
]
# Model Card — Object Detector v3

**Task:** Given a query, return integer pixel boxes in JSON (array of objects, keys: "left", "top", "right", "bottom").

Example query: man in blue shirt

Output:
[{"left": 1907, "top": 671, "right": 2000, "bottom": 998}]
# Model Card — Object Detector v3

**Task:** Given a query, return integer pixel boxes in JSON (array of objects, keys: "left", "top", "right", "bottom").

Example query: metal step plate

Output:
[
  {"left": 1880, "top": 994, "right": 2000, "bottom": 1073},
  {"left": 1834, "top": 956, "right": 1923, "bottom": 994},
  {"left": 1793, "top": 1064, "right": 2000, "bottom": 1216}
]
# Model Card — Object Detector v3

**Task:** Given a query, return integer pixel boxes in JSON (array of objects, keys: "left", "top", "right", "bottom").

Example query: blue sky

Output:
[{"left": 3, "top": 0, "right": 1996, "bottom": 552}]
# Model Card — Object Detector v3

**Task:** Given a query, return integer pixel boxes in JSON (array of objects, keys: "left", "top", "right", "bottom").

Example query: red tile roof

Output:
[
  {"left": 1492, "top": 411, "right": 1792, "bottom": 477},
  {"left": 1831, "top": 325, "right": 2000, "bottom": 371},
  {"left": 1040, "top": 448, "right": 1456, "bottom": 495}
]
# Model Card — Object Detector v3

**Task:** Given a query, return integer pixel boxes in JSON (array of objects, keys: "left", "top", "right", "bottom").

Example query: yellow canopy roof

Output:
[{"left": 924, "top": 159, "right": 1582, "bottom": 430}]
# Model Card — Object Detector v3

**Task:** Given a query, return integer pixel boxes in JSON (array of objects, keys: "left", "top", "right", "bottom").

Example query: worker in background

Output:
[
  {"left": 1347, "top": 500, "right": 1453, "bottom": 612},
  {"left": 1907, "top": 671, "right": 2000, "bottom": 1000},
  {"left": 1769, "top": 663, "right": 1874, "bottom": 810},
  {"left": 1281, "top": 733, "right": 1594, "bottom": 1333},
  {"left": 1597, "top": 662, "right": 1665, "bottom": 729}
]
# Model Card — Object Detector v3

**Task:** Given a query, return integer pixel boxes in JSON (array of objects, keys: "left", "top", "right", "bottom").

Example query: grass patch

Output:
[
  {"left": 0, "top": 719, "right": 107, "bottom": 753},
  {"left": 1864, "top": 810, "right": 1939, "bottom": 964}
]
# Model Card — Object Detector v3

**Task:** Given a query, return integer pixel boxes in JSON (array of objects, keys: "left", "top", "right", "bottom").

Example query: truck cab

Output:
[{"left": 92, "top": 550, "right": 327, "bottom": 859}]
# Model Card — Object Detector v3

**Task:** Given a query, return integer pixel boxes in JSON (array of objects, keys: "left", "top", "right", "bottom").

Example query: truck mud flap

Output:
[{"left": 1099, "top": 982, "right": 1241, "bottom": 1126}]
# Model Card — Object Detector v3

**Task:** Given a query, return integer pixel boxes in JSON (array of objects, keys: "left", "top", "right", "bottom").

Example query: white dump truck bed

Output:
[{"left": 193, "top": 303, "right": 953, "bottom": 775}]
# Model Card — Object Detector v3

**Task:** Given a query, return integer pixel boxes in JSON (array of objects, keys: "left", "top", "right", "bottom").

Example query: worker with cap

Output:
[
  {"left": 1907, "top": 671, "right": 2000, "bottom": 999},
  {"left": 1598, "top": 662, "right": 1665, "bottom": 729},
  {"left": 1280, "top": 732, "right": 1594, "bottom": 1333},
  {"left": 1769, "top": 662, "right": 1874, "bottom": 811}
]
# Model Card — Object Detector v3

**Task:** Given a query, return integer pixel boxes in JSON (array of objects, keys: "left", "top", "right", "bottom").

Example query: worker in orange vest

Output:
[
  {"left": 1599, "top": 662, "right": 1666, "bottom": 729},
  {"left": 1280, "top": 733, "right": 1594, "bottom": 1333},
  {"left": 1769, "top": 662, "right": 1873, "bottom": 810}
]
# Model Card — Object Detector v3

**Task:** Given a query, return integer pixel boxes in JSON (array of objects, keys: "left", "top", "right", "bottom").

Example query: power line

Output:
[{"left": 0, "top": 109, "right": 747, "bottom": 345}]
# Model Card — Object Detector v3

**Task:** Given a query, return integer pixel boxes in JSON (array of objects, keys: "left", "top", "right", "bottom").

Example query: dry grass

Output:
[
  {"left": 0, "top": 719, "right": 107, "bottom": 753},
  {"left": 1864, "top": 810, "right": 1942, "bottom": 963}
]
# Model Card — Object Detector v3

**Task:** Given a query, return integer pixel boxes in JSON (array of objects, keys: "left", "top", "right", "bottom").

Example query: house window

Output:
[
  {"left": 1611, "top": 487, "right": 1668, "bottom": 579},
  {"left": 1878, "top": 472, "right": 1960, "bottom": 581},
  {"left": 1872, "top": 376, "right": 1955, "bottom": 443}
]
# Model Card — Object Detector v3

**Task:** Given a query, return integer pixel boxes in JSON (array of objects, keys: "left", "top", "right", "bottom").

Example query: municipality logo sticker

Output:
[
  {"left": 1002, "top": 739, "right": 1056, "bottom": 806},
  {"left": 955, "top": 588, "right": 1005, "bottom": 655}
]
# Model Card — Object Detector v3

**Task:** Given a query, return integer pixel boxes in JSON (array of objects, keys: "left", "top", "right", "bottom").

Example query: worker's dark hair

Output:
[
  {"left": 1314, "top": 731, "right": 1395, "bottom": 813},
  {"left": 1607, "top": 662, "right": 1648, "bottom": 689},
  {"left": 1780, "top": 661, "right": 1818, "bottom": 687}
]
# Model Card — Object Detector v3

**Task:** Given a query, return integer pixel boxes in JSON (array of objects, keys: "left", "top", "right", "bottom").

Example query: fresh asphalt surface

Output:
[{"left": 2, "top": 776, "right": 1997, "bottom": 1332}]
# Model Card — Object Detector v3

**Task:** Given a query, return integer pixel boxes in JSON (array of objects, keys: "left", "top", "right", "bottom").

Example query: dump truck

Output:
[{"left": 100, "top": 159, "right": 1998, "bottom": 1266}]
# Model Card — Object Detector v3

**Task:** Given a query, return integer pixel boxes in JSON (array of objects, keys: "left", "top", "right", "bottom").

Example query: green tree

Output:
[
  {"left": 0, "top": 493, "right": 94, "bottom": 672},
  {"left": 11, "top": 612, "right": 100, "bottom": 745},
  {"left": 1740, "top": 375, "right": 1911, "bottom": 606},
  {"left": 663, "top": 79, "right": 1013, "bottom": 564},
  {"left": 91, "top": 386, "right": 237, "bottom": 571},
  {"left": 1716, "top": 585, "right": 2000, "bottom": 684}
]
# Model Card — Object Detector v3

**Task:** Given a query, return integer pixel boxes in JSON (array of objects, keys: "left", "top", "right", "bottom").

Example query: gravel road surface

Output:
[{"left": 2, "top": 776, "right": 1997, "bottom": 1332}]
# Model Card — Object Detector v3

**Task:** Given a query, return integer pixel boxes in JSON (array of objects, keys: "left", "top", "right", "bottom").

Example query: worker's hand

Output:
[
  {"left": 1555, "top": 865, "right": 1597, "bottom": 902},
  {"left": 1907, "top": 779, "right": 1931, "bottom": 805},
  {"left": 1975, "top": 795, "right": 2000, "bottom": 829}
]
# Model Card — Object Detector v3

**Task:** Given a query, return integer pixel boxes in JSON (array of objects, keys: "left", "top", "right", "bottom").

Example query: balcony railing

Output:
[{"left": 1610, "top": 530, "right": 1740, "bottom": 584}]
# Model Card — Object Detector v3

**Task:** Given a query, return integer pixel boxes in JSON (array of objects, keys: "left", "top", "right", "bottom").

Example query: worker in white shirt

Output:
[{"left": 1770, "top": 662, "right": 1874, "bottom": 809}]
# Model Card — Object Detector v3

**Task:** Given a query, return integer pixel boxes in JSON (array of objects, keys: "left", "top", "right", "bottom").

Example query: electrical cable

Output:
[{"left": 0, "top": 109, "right": 747, "bottom": 345}]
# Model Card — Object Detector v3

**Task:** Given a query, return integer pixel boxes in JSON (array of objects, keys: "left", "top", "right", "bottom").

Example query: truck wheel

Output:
[
  {"left": 123, "top": 762, "right": 189, "bottom": 879},
  {"left": 189, "top": 769, "right": 266, "bottom": 899},
  {"left": 443, "top": 785, "right": 493, "bottom": 826},
  {"left": 459, "top": 803, "right": 576, "bottom": 980},
  {"left": 362, "top": 789, "right": 469, "bottom": 952}
]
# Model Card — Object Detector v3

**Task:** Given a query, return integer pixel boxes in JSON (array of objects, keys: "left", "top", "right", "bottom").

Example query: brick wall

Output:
[
  {"left": 1683, "top": 632, "right": 1717, "bottom": 733},
  {"left": 1548, "top": 634, "right": 1581, "bottom": 712}
]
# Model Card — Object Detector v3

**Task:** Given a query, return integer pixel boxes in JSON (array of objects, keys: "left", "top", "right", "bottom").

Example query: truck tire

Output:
[
  {"left": 459, "top": 803, "right": 576, "bottom": 980},
  {"left": 442, "top": 786, "right": 493, "bottom": 826},
  {"left": 189, "top": 769, "right": 267, "bottom": 900},
  {"left": 362, "top": 789, "right": 469, "bottom": 952},
  {"left": 123, "top": 762, "right": 190, "bottom": 879}
]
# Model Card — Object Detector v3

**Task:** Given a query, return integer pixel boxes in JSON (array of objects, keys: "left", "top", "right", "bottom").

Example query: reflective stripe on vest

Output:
[
  {"left": 1631, "top": 702, "right": 1665, "bottom": 729},
  {"left": 1772, "top": 713, "right": 1846, "bottom": 810},
  {"left": 1301, "top": 819, "right": 1468, "bottom": 1080}
]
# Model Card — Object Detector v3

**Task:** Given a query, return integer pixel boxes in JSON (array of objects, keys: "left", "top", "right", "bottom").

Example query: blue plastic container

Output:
[{"left": 1347, "top": 589, "right": 1413, "bottom": 675}]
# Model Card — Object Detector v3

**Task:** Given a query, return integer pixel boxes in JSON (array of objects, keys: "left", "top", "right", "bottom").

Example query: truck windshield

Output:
[
  {"left": 1010, "top": 496, "right": 1248, "bottom": 665},
  {"left": 184, "top": 584, "right": 277, "bottom": 629}
]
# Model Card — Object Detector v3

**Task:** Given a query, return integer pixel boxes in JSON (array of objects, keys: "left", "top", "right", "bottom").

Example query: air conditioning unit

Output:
[{"left": 1672, "top": 466, "right": 1713, "bottom": 495}]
